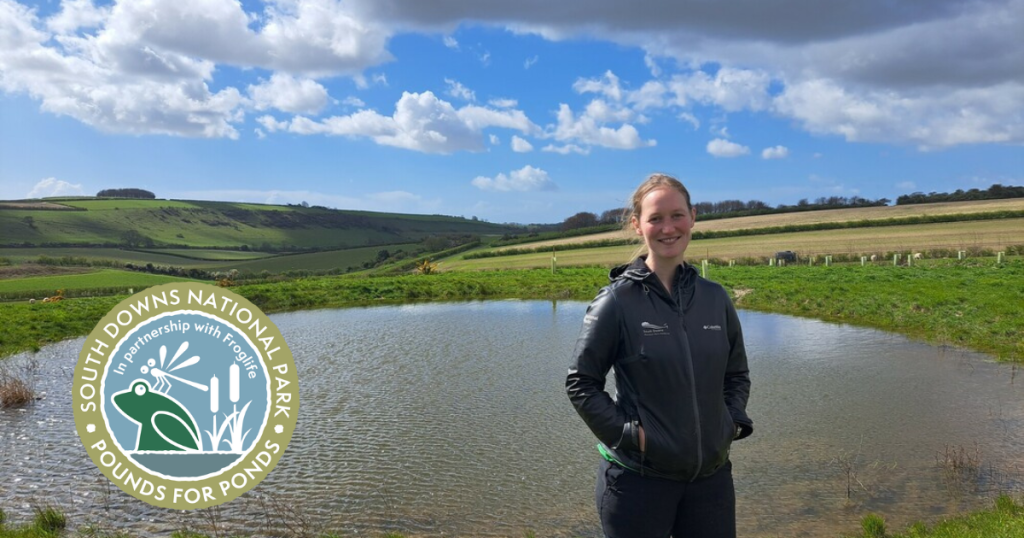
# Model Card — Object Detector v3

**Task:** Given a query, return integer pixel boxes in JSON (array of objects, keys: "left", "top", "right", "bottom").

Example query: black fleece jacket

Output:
[{"left": 566, "top": 257, "right": 752, "bottom": 481}]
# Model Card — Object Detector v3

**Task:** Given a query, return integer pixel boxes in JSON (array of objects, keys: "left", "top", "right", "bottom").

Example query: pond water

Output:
[{"left": 1, "top": 301, "right": 1022, "bottom": 537}]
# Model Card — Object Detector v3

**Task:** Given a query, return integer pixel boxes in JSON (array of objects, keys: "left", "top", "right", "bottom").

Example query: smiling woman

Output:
[{"left": 567, "top": 173, "right": 752, "bottom": 538}]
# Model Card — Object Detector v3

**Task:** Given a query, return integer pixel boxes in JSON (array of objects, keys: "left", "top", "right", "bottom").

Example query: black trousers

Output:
[{"left": 595, "top": 459, "right": 736, "bottom": 538}]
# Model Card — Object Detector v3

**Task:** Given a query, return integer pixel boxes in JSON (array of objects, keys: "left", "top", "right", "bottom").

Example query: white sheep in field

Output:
[
  {"left": 913, "top": 253, "right": 922, "bottom": 260},
  {"left": 870, "top": 254, "right": 877, "bottom": 262}
]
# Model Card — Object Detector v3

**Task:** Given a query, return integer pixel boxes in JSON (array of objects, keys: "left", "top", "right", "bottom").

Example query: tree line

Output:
[
  {"left": 896, "top": 184, "right": 1024, "bottom": 205},
  {"left": 96, "top": 188, "right": 156, "bottom": 199}
]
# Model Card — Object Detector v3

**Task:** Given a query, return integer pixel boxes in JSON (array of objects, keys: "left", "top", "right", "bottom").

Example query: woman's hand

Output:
[{"left": 639, "top": 424, "right": 646, "bottom": 453}]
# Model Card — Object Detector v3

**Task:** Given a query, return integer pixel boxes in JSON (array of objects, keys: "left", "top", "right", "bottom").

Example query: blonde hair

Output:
[{"left": 622, "top": 173, "right": 694, "bottom": 259}]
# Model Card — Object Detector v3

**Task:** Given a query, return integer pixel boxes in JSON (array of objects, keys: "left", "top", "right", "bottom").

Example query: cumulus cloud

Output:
[
  {"left": 471, "top": 165, "right": 557, "bottom": 192},
  {"left": 706, "top": 138, "right": 750, "bottom": 157},
  {"left": 573, "top": 70, "right": 624, "bottom": 102},
  {"left": 262, "top": 91, "right": 538, "bottom": 154},
  {"left": 761, "top": 145, "right": 789, "bottom": 159},
  {"left": 489, "top": 98, "right": 518, "bottom": 108},
  {"left": 343, "top": 0, "right": 1024, "bottom": 148},
  {"left": 511, "top": 135, "right": 533, "bottom": 152},
  {"left": 248, "top": 74, "right": 330, "bottom": 114},
  {"left": 443, "top": 35, "right": 459, "bottom": 49},
  {"left": 489, "top": 134, "right": 500, "bottom": 145},
  {"left": 444, "top": 78, "right": 476, "bottom": 101},
  {"left": 27, "top": 177, "right": 84, "bottom": 198},
  {"left": 551, "top": 102, "right": 654, "bottom": 150}
]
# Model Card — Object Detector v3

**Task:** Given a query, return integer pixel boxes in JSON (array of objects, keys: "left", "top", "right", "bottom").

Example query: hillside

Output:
[
  {"left": 490, "top": 198, "right": 1024, "bottom": 253},
  {"left": 0, "top": 198, "right": 516, "bottom": 250}
]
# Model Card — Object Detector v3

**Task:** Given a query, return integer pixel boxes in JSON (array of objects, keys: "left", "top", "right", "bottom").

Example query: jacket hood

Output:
[{"left": 609, "top": 256, "right": 651, "bottom": 282}]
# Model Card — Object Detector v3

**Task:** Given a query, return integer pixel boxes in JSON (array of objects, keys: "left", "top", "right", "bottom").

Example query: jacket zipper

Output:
[{"left": 675, "top": 274, "right": 704, "bottom": 481}]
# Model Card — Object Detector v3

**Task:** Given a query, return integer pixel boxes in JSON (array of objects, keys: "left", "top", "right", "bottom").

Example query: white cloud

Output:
[
  {"left": 28, "top": 177, "right": 84, "bottom": 198},
  {"left": 542, "top": 143, "right": 590, "bottom": 155},
  {"left": 896, "top": 181, "right": 917, "bottom": 190},
  {"left": 489, "top": 134, "right": 500, "bottom": 145},
  {"left": 573, "top": 70, "right": 623, "bottom": 102},
  {"left": 511, "top": 135, "right": 534, "bottom": 152},
  {"left": 265, "top": 91, "right": 538, "bottom": 154},
  {"left": 342, "top": 96, "right": 366, "bottom": 107},
  {"left": 644, "top": 53, "right": 662, "bottom": 77},
  {"left": 248, "top": 74, "right": 330, "bottom": 114},
  {"left": 444, "top": 78, "right": 476, "bottom": 101},
  {"left": 761, "top": 145, "right": 789, "bottom": 159},
  {"left": 471, "top": 165, "right": 557, "bottom": 192},
  {"left": 626, "top": 80, "right": 668, "bottom": 111},
  {"left": 773, "top": 78, "right": 1024, "bottom": 149},
  {"left": 679, "top": 112, "right": 700, "bottom": 130},
  {"left": 47, "top": 0, "right": 108, "bottom": 34},
  {"left": 478, "top": 50, "right": 491, "bottom": 66},
  {"left": 706, "top": 138, "right": 750, "bottom": 158},
  {"left": 551, "top": 103, "right": 655, "bottom": 150},
  {"left": 668, "top": 68, "right": 771, "bottom": 112},
  {"left": 255, "top": 128, "right": 266, "bottom": 139},
  {"left": 524, "top": 55, "right": 538, "bottom": 69},
  {"left": 489, "top": 98, "right": 518, "bottom": 108},
  {"left": 443, "top": 35, "right": 459, "bottom": 49}
]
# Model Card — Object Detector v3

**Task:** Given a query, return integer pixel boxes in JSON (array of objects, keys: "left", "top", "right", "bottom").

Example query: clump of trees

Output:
[
  {"left": 97, "top": 188, "right": 156, "bottom": 199},
  {"left": 897, "top": 184, "right": 1024, "bottom": 205}
]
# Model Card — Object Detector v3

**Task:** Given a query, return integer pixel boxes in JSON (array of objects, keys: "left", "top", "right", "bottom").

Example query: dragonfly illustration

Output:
[{"left": 139, "top": 342, "right": 208, "bottom": 395}]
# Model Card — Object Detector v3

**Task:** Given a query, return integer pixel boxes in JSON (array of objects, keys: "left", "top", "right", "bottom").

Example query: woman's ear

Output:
[{"left": 630, "top": 216, "right": 642, "bottom": 235}]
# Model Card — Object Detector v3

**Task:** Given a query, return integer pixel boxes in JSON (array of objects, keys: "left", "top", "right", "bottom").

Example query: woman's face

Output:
[{"left": 632, "top": 187, "right": 696, "bottom": 264}]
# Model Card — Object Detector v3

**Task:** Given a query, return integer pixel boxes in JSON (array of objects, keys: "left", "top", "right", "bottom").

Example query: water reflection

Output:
[{"left": 1, "top": 302, "right": 1021, "bottom": 537}]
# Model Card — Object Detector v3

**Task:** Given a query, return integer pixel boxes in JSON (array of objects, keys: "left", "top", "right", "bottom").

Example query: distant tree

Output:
[
  {"left": 377, "top": 249, "right": 391, "bottom": 262},
  {"left": 22, "top": 216, "right": 35, "bottom": 229},
  {"left": 599, "top": 209, "right": 625, "bottom": 224},
  {"left": 97, "top": 188, "right": 156, "bottom": 199},
  {"left": 562, "top": 212, "right": 599, "bottom": 231}
]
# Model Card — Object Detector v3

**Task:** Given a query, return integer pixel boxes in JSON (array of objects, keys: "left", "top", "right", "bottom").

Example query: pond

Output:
[{"left": 1, "top": 301, "right": 1022, "bottom": 537}]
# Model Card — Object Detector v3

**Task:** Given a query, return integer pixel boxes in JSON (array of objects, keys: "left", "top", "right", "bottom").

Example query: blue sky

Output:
[{"left": 1, "top": 0, "right": 1021, "bottom": 224}]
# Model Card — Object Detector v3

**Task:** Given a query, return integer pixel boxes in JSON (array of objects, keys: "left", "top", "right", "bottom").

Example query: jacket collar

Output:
[{"left": 609, "top": 256, "right": 698, "bottom": 285}]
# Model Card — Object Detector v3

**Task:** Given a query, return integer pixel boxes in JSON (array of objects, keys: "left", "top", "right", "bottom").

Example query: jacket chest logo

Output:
[
  {"left": 641, "top": 321, "right": 670, "bottom": 336},
  {"left": 703, "top": 324, "right": 722, "bottom": 331}
]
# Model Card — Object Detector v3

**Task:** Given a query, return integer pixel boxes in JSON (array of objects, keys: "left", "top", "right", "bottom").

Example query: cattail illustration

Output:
[
  {"left": 230, "top": 364, "right": 240, "bottom": 403},
  {"left": 210, "top": 375, "right": 219, "bottom": 413}
]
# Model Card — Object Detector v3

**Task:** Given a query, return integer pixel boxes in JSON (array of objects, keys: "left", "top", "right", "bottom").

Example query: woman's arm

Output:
[
  {"left": 566, "top": 288, "right": 640, "bottom": 451},
  {"left": 724, "top": 297, "right": 753, "bottom": 439}
]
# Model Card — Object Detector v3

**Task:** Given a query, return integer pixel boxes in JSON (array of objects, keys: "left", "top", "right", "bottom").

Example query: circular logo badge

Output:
[{"left": 73, "top": 283, "right": 298, "bottom": 509}]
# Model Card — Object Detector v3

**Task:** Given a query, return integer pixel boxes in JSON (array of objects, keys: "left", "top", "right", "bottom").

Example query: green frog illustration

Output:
[{"left": 112, "top": 380, "right": 202, "bottom": 451}]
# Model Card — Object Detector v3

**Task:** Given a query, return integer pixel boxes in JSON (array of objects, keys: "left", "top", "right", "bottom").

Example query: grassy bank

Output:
[
  {"left": 1, "top": 260, "right": 1021, "bottom": 361},
  {"left": 2, "top": 495, "right": 1023, "bottom": 537}
]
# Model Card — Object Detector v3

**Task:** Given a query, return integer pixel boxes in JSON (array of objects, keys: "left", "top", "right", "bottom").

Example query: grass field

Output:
[
  {"left": 0, "top": 198, "right": 515, "bottom": 248},
  {"left": 445, "top": 218, "right": 1024, "bottom": 270},
  {"left": 0, "top": 243, "right": 423, "bottom": 274},
  {"left": 0, "top": 269, "right": 199, "bottom": 298},
  {"left": 140, "top": 248, "right": 274, "bottom": 260},
  {"left": 493, "top": 199, "right": 1024, "bottom": 252}
]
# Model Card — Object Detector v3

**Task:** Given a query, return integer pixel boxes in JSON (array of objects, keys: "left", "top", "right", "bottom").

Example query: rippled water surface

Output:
[{"left": 1, "top": 301, "right": 1022, "bottom": 537}]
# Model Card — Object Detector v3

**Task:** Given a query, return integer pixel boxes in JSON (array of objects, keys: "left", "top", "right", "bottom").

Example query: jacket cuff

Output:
[
  {"left": 613, "top": 420, "right": 640, "bottom": 451},
  {"left": 728, "top": 408, "right": 754, "bottom": 440}
]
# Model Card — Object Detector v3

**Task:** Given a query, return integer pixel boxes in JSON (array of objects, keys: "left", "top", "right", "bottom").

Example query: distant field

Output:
[
  {"left": 0, "top": 269, "right": 198, "bottom": 298},
  {"left": 139, "top": 249, "right": 274, "bottom": 261},
  {"left": 444, "top": 218, "right": 1024, "bottom": 270},
  {"left": 215, "top": 243, "right": 422, "bottom": 273},
  {"left": 496, "top": 198, "right": 1024, "bottom": 252},
  {"left": 0, "top": 243, "right": 423, "bottom": 274}
]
